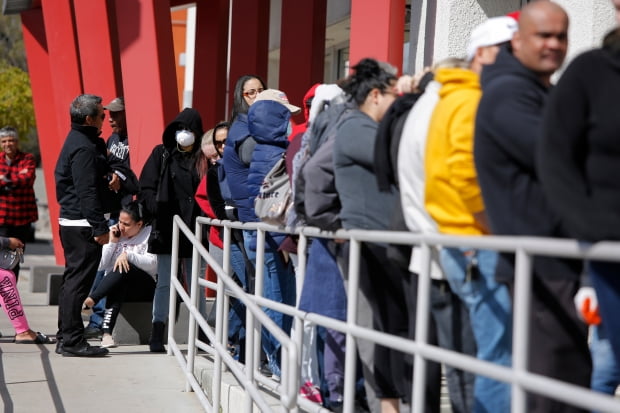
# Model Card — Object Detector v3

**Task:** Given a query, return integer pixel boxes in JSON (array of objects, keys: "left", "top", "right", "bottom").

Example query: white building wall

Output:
[
  {"left": 555, "top": 0, "right": 616, "bottom": 60},
  {"left": 431, "top": 0, "right": 521, "bottom": 65},
  {"left": 421, "top": 0, "right": 616, "bottom": 74}
]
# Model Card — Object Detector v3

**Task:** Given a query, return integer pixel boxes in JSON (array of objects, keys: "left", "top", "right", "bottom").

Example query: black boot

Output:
[{"left": 149, "top": 322, "right": 166, "bottom": 353}]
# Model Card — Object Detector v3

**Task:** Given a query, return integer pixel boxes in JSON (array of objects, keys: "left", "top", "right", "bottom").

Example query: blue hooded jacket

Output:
[
  {"left": 223, "top": 113, "right": 254, "bottom": 222},
  {"left": 247, "top": 100, "right": 290, "bottom": 248}
]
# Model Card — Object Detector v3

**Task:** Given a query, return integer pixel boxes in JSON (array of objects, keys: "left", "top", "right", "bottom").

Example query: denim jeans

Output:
[
  {"left": 152, "top": 254, "right": 207, "bottom": 324},
  {"left": 590, "top": 323, "right": 620, "bottom": 397},
  {"left": 243, "top": 230, "right": 296, "bottom": 377},
  {"left": 589, "top": 261, "right": 620, "bottom": 367},
  {"left": 440, "top": 247, "right": 512, "bottom": 413},
  {"left": 228, "top": 240, "right": 249, "bottom": 341},
  {"left": 86, "top": 269, "right": 107, "bottom": 329}
]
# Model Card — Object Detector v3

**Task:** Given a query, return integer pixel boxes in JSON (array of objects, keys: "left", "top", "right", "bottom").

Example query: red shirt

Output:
[{"left": 0, "top": 151, "right": 38, "bottom": 226}]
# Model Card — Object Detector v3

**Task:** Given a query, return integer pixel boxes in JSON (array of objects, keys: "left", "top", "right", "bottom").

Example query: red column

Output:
[
  {"left": 23, "top": 1, "right": 84, "bottom": 263},
  {"left": 349, "top": 0, "right": 405, "bottom": 73},
  {"left": 73, "top": 0, "right": 122, "bottom": 140},
  {"left": 114, "top": 0, "right": 179, "bottom": 175},
  {"left": 193, "top": 0, "right": 230, "bottom": 128},
  {"left": 228, "top": 0, "right": 270, "bottom": 108},
  {"left": 279, "top": 0, "right": 326, "bottom": 121},
  {"left": 21, "top": 9, "right": 65, "bottom": 263}
]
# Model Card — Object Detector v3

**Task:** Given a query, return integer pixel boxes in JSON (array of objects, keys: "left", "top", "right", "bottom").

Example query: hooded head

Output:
[{"left": 162, "top": 108, "right": 204, "bottom": 153}]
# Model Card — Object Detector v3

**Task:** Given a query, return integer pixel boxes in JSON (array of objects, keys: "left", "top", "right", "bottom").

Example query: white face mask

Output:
[
  {"left": 286, "top": 121, "right": 293, "bottom": 137},
  {"left": 175, "top": 129, "right": 195, "bottom": 147}
]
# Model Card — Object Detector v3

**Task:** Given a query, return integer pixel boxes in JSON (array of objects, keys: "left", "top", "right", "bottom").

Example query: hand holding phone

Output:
[{"left": 112, "top": 225, "right": 121, "bottom": 238}]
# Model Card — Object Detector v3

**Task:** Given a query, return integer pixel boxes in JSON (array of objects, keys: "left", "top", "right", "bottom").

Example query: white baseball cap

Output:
[{"left": 466, "top": 16, "right": 518, "bottom": 61}]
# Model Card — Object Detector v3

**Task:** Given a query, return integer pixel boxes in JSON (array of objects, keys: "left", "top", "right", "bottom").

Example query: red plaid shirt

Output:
[{"left": 0, "top": 151, "right": 38, "bottom": 226}]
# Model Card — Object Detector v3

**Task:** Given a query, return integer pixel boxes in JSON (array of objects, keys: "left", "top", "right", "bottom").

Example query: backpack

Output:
[{"left": 254, "top": 153, "right": 291, "bottom": 226}]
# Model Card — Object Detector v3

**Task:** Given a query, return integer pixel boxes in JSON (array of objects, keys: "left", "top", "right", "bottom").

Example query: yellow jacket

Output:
[{"left": 424, "top": 68, "right": 486, "bottom": 236}]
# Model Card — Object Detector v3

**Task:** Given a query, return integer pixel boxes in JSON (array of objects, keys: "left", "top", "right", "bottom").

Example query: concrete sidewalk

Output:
[{"left": 0, "top": 243, "right": 204, "bottom": 413}]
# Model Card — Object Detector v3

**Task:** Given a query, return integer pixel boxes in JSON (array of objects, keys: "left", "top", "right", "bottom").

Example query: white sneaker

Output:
[{"left": 101, "top": 334, "right": 116, "bottom": 348}]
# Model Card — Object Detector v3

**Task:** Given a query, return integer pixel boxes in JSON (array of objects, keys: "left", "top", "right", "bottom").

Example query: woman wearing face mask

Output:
[
  {"left": 82, "top": 201, "right": 157, "bottom": 348},
  {"left": 139, "top": 108, "right": 207, "bottom": 352}
]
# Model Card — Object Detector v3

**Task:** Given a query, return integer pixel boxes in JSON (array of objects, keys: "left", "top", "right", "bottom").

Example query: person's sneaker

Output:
[
  {"left": 84, "top": 326, "right": 103, "bottom": 339},
  {"left": 101, "top": 334, "right": 116, "bottom": 348},
  {"left": 258, "top": 361, "right": 272, "bottom": 377},
  {"left": 62, "top": 340, "right": 109, "bottom": 357}
]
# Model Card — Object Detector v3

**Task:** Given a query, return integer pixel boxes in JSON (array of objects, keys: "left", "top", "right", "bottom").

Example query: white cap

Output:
[{"left": 466, "top": 16, "right": 518, "bottom": 61}]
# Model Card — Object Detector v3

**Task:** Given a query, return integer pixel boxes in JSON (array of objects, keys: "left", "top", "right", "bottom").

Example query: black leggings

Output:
[{"left": 90, "top": 265, "right": 155, "bottom": 334}]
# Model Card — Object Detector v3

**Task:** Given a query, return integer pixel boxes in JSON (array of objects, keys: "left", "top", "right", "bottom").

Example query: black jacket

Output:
[
  {"left": 539, "top": 39, "right": 620, "bottom": 241},
  {"left": 139, "top": 108, "right": 204, "bottom": 256},
  {"left": 54, "top": 123, "right": 111, "bottom": 236},
  {"left": 474, "top": 46, "right": 580, "bottom": 281}
]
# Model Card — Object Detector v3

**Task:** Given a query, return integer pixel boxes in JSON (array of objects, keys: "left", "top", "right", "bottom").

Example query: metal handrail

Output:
[{"left": 169, "top": 215, "right": 620, "bottom": 413}]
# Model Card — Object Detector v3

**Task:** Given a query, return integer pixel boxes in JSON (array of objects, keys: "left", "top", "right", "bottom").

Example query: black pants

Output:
[
  {"left": 0, "top": 224, "right": 32, "bottom": 281},
  {"left": 345, "top": 242, "right": 441, "bottom": 410},
  {"left": 508, "top": 275, "right": 592, "bottom": 413},
  {"left": 90, "top": 265, "right": 155, "bottom": 334},
  {"left": 57, "top": 226, "right": 102, "bottom": 346}
]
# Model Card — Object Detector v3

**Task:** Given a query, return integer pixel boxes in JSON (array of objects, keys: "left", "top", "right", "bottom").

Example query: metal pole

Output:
[
  {"left": 168, "top": 219, "right": 180, "bottom": 358},
  {"left": 342, "top": 239, "right": 361, "bottom": 413},
  {"left": 411, "top": 243, "right": 432, "bottom": 412},
  {"left": 512, "top": 248, "right": 532, "bottom": 413},
  {"left": 184, "top": 220, "right": 202, "bottom": 392},
  {"left": 213, "top": 225, "right": 232, "bottom": 412}
]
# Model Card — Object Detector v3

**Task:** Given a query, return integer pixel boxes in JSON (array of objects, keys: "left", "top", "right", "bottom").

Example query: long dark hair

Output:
[
  {"left": 121, "top": 200, "right": 151, "bottom": 226},
  {"left": 340, "top": 58, "right": 397, "bottom": 106},
  {"left": 230, "top": 74, "right": 266, "bottom": 123}
]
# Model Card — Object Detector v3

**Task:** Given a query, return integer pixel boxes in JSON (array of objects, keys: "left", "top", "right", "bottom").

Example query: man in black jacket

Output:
[
  {"left": 54, "top": 94, "right": 111, "bottom": 357},
  {"left": 539, "top": 3, "right": 620, "bottom": 387},
  {"left": 474, "top": 2, "right": 591, "bottom": 412}
]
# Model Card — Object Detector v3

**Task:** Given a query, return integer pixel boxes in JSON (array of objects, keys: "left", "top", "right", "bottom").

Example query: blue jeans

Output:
[
  {"left": 589, "top": 261, "right": 620, "bottom": 368},
  {"left": 590, "top": 323, "right": 620, "bottom": 397},
  {"left": 243, "top": 230, "right": 296, "bottom": 377},
  {"left": 87, "top": 269, "right": 107, "bottom": 329},
  {"left": 228, "top": 240, "right": 248, "bottom": 341},
  {"left": 440, "top": 247, "right": 512, "bottom": 413},
  {"left": 152, "top": 254, "right": 207, "bottom": 324}
]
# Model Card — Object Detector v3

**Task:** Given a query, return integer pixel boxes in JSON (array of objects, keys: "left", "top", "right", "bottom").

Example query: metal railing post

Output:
[
  {"left": 342, "top": 238, "right": 361, "bottom": 413},
  {"left": 291, "top": 233, "right": 307, "bottom": 413},
  {"left": 184, "top": 221, "right": 202, "bottom": 392},
  {"left": 168, "top": 220, "right": 180, "bottom": 358},
  {"left": 411, "top": 242, "right": 432, "bottom": 412},
  {"left": 512, "top": 248, "right": 533, "bottom": 413},
  {"left": 213, "top": 225, "right": 232, "bottom": 412}
]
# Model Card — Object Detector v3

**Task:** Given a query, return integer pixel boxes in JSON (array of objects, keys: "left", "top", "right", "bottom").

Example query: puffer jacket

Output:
[
  {"left": 247, "top": 100, "right": 290, "bottom": 248},
  {"left": 223, "top": 113, "right": 255, "bottom": 222}
]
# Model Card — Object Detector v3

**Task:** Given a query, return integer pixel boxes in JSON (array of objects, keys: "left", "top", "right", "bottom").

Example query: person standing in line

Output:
[
  {"left": 0, "top": 126, "right": 38, "bottom": 281},
  {"left": 474, "top": 2, "right": 591, "bottom": 412},
  {"left": 54, "top": 94, "right": 111, "bottom": 357},
  {"left": 85, "top": 96, "right": 130, "bottom": 340},
  {"left": 139, "top": 107, "right": 206, "bottom": 353},
  {"left": 397, "top": 57, "right": 477, "bottom": 413},
  {"left": 245, "top": 89, "right": 300, "bottom": 378},
  {"left": 332, "top": 58, "right": 403, "bottom": 412},
  {"left": 538, "top": 0, "right": 620, "bottom": 401},
  {"left": 424, "top": 16, "right": 517, "bottom": 413}
]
